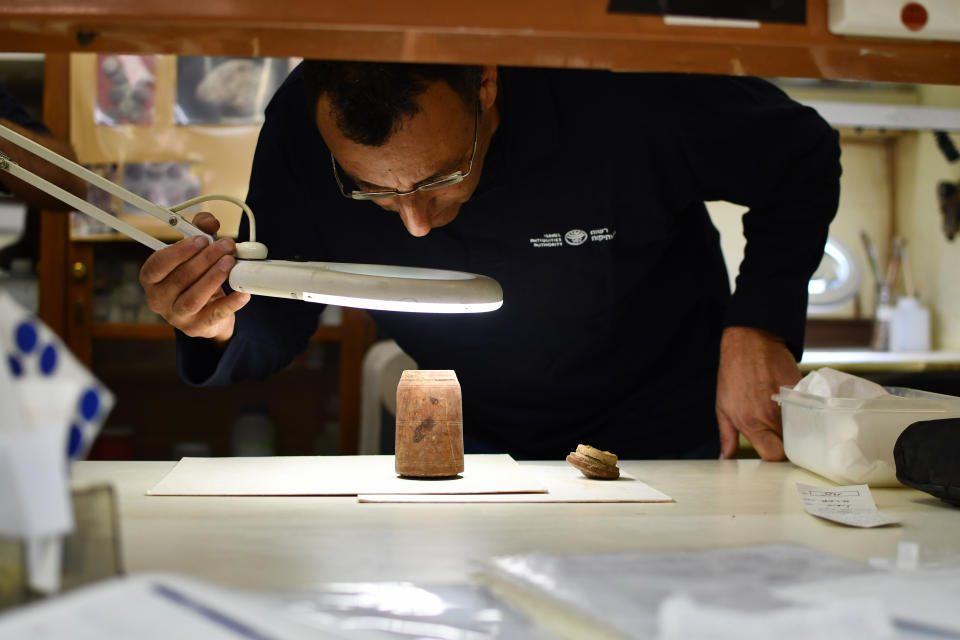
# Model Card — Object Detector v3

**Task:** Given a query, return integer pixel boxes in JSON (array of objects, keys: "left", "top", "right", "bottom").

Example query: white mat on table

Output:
[
  {"left": 358, "top": 462, "right": 673, "bottom": 503},
  {"left": 147, "top": 453, "right": 546, "bottom": 496}
]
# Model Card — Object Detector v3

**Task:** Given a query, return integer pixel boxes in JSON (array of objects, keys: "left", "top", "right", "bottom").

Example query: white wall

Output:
[
  {"left": 895, "top": 84, "right": 960, "bottom": 348},
  {"left": 707, "top": 136, "right": 891, "bottom": 320},
  {"left": 709, "top": 83, "right": 960, "bottom": 348}
]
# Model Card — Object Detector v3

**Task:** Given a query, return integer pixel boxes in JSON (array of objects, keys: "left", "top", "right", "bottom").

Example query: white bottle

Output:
[{"left": 889, "top": 296, "right": 931, "bottom": 352}]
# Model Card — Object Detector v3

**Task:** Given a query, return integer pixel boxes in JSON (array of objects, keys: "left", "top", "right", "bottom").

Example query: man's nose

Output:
[{"left": 396, "top": 196, "right": 433, "bottom": 237}]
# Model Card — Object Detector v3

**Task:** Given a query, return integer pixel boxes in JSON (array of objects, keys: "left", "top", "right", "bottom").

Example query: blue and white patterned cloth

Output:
[{"left": 0, "top": 289, "right": 114, "bottom": 540}]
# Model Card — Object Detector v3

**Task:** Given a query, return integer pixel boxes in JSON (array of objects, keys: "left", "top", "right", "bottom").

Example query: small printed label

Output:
[
  {"left": 797, "top": 483, "right": 901, "bottom": 528},
  {"left": 529, "top": 227, "right": 616, "bottom": 248},
  {"left": 590, "top": 227, "right": 616, "bottom": 242},
  {"left": 529, "top": 232, "right": 563, "bottom": 248}
]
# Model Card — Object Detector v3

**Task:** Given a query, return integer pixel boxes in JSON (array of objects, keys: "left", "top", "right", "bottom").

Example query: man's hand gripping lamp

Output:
[{"left": 0, "top": 123, "right": 503, "bottom": 314}]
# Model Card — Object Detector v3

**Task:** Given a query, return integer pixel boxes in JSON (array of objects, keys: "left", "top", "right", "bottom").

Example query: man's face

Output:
[{"left": 317, "top": 68, "right": 498, "bottom": 237}]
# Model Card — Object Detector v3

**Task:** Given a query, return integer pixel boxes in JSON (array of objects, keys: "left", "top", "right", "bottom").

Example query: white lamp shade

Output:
[{"left": 229, "top": 259, "right": 503, "bottom": 313}]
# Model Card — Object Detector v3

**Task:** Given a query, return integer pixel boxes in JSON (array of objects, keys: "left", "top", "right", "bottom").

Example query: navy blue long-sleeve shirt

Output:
[
  {"left": 0, "top": 84, "right": 49, "bottom": 134},
  {"left": 177, "top": 65, "right": 840, "bottom": 459}
]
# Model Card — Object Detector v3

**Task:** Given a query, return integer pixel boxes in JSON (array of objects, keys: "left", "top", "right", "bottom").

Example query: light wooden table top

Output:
[{"left": 71, "top": 459, "right": 960, "bottom": 594}]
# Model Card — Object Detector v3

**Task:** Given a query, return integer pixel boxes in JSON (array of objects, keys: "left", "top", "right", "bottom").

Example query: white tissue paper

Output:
[
  {"left": 0, "top": 290, "right": 114, "bottom": 593},
  {"left": 779, "top": 367, "right": 960, "bottom": 486},
  {"left": 793, "top": 368, "right": 889, "bottom": 400}
]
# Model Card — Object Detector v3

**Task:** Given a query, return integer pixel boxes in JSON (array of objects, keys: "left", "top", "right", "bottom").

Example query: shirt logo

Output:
[
  {"left": 564, "top": 229, "right": 588, "bottom": 246},
  {"left": 529, "top": 227, "right": 616, "bottom": 248}
]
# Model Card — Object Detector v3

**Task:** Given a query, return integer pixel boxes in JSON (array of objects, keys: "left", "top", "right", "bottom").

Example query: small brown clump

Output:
[{"left": 566, "top": 444, "right": 620, "bottom": 479}]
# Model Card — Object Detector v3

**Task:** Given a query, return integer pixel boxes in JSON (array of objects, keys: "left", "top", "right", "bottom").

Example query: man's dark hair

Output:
[{"left": 303, "top": 60, "right": 482, "bottom": 147}]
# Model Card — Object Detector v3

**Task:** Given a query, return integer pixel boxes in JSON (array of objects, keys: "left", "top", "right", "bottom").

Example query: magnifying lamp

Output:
[
  {"left": 807, "top": 237, "right": 861, "bottom": 314},
  {"left": 0, "top": 123, "right": 503, "bottom": 314}
]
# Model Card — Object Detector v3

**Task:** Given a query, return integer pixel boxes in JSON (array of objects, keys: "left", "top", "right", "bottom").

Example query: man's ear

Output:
[{"left": 479, "top": 66, "right": 499, "bottom": 112}]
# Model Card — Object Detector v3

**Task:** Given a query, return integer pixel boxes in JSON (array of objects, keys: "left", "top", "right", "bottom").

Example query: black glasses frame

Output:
[{"left": 331, "top": 102, "right": 480, "bottom": 201}]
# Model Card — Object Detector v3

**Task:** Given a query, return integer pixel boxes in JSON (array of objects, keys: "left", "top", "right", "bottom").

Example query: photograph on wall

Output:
[
  {"left": 174, "top": 57, "right": 297, "bottom": 125},
  {"left": 121, "top": 162, "right": 202, "bottom": 215},
  {"left": 70, "top": 163, "right": 122, "bottom": 237},
  {"left": 95, "top": 55, "right": 156, "bottom": 126}
]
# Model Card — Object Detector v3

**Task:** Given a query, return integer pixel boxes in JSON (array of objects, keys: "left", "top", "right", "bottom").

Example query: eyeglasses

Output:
[{"left": 331, "top": 102, "right": 480, "bottom": 201}]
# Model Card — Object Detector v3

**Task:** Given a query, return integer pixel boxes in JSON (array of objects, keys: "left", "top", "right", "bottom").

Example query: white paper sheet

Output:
[
  {"left": 0, "top": 572, "right": 346, "bottom": 639},
  {"left": 485, "top": 545, "right": 877, "bottom": 640},
  {"left": 358, "top": 463, "right": 673, "bottom": 503},
  {"left": 147, "top": 454, "right": 547, "bottom": 496},
  {"left": 796, "top": 483, "right": 901, "bottom": 528}
]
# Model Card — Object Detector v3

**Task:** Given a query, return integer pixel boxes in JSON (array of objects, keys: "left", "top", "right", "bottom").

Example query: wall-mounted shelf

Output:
[
  {"left": 805, "top": 101, "right": 960, "bottom": 131},
  {"left": 1, "top": 1, "right": 959, "bottom": 84},
  {"left": 801, "top": 349, "right": 960, "bottom": 372}
]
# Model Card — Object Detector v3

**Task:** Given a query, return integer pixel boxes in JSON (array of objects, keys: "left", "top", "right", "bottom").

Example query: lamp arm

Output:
[
  {"left": 0, "top": 122, "right": 231, "bottom": 250},
  {"left": 0, "top": 151, "right": 168, "bottom": 250}
]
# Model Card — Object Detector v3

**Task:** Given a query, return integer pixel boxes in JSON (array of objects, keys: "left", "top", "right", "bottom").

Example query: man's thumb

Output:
[{"left": 192, "top": 211, "right": 221, "bottom": 234}]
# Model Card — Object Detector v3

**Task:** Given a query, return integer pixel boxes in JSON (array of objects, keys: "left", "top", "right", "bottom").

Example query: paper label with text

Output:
[{"left": 797, "top": 483, "right": 901, "bottom": 528}]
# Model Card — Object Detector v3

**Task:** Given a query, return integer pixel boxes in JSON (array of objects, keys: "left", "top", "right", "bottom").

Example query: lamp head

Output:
[{"left": 229, "top": 259, "right": 503, "bottom": 313}]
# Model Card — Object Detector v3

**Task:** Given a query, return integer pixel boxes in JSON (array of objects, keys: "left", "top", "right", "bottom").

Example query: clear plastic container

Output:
[{"left": 777, "top": 385, "right": 960, "bottom": 486}]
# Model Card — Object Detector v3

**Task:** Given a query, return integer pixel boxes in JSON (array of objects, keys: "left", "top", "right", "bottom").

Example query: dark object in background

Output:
[
  {"left": 935, "top": 132, "right": 960, "bottom": 241},
  {"left": 864, "top": 370, "right": 960, "bottom": 398},
  {"left": 937, "top": 181, "right": 960, "bottom": 241},
  {"left": 607, "top": 0, "right": 805, "bottom": 24},
  {"left": 895, "top": 418, "right": 960, "bottom": 507},
  {"left": 935, "top": 131, "right": 960, "bottom": 163}
]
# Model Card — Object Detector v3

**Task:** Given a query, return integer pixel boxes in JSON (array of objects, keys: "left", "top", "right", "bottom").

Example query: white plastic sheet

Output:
[{"left": 485, "top": 545, "right": 878, "bottom": 639}]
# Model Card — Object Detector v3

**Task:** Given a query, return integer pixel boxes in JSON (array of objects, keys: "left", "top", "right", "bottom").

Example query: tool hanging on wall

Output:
[
  {"left": 937, "top": 180, "right": 960, "bottom": 242},
  {"left": 934, "top": 131, "right": 960, "bottom": 242}
]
